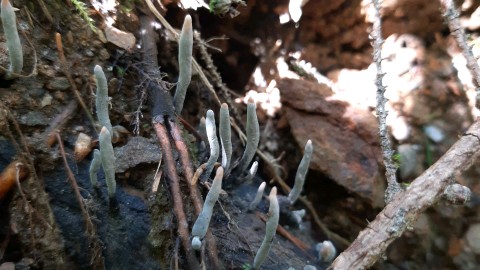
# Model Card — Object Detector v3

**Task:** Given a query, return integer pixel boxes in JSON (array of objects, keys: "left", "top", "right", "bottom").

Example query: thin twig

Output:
[
  {"left": 35, "top": 0, "right": 54, "bottom": 24},
  {"left": 331, "top": 119, "right": 480, "bottom": 269},
  {"left": 1, "top": 103, "right": 39, "bottom": 183},
  {"left": 440, "top": 0, "right": 480, "bottom": 108},
  {"left": 55, "top": 32, "right": 97, "bottom": 129},
  {"left": 194, "top": 32, "right": 244, "bottom": 129},
  {"left": 14, "top": 162, "right": 37, "bottom": 257},
  {"left": 371, "top": 0, "right": 401, "bottom": 203},
  {"left": 55, "top": 132, "right": 105, "bottom": 269},
  {"left": 152, "top": 158, "right": 163, "bottom": 193},
  {"left": 43, "top": 99, "right": 78, "bottom": 146},
  {"left": 177, "top": 116, "right": 203, "bottom": 142}
]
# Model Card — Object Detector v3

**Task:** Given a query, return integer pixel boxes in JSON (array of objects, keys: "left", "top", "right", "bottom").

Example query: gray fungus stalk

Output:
[
  {"left": 236, "top": 102, "right": 260, "bottom": 173},
  {"left": 248, "top": 181, "right": 265, "bottom": 210},
  {"left": 204, "top": 109, "right": 219, "bottom": 179},
  {"left": 99, "top": 127, "right": 116, "bottom": 199},
  {"left": 253, "top": 187, "right": 279, "bottom": 269},
  {"left": 192, "top": 167, "right": 224, "bottom": 250},
  {"left": 173, "top": 15, "right": 193, "bottom": 115},
  {"left": 1, "top": 0, "right": 23, "bottom": 79},
  {"left": 89, "top": 149, "right": 101, "bottom": 187},
  {"left": 288, "top": 140, "right": 313, "bottom": 204},
  {"left": 219, "top": 103, "right": 232, "bottom": 173},
  {"left": 94, "top": 65, "right": 113, "bottom": 135}
]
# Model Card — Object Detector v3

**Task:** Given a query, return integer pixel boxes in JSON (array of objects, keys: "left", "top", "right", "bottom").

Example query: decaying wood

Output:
[{"left": 331, "top": 119, "right": 480, "bottom": 269}]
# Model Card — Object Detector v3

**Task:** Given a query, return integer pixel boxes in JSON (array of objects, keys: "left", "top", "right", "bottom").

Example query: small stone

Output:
[
  {"left": 0, "top": 262, "right": 15, "bottom": 270},
  {"left": 28, "top": 87, "right": 46, "bottom": 98},
  {"left": 85, "top": 49, "right": 94, "bottom": 57},
  {"left": 40, "top": 93, "right": 53, "bottom": 107},
  {"left": 316, "top": 240, "right": 336, "bottom": 262},
  {"left": 398, "top": 144, "right": 420, "bottom": 179},
  {"left": 424, "top": 124, "right": 445, "bottom": 143},
  {"left": 92, "top": 40, "right": 103, "bottom": 48},
  {"left": 47, "top": 77, "right": 70, "bottom": 91},
  {"left": 465, "top": 223, "right": 480, "bottom": 254},
  {"left": 104, "top": 25, "right": 136, "bottom": 51},
  {"left": 99, "top": 48, "right": 110, "bottom": 61},
  {"left": 74, "top": 133, "right": 92, "bottom": 161},
  {"left": 19, "top": 111, "right": 50, "bottom": 126},
  {"left": 54, "top": 91, "right": 66, "bottom": 102},
  {"left": 37, "top": 64, "right": 56, "bottom": 77},
  {"left": 114, "top": 136, "right": 162, "bottom": 173}
]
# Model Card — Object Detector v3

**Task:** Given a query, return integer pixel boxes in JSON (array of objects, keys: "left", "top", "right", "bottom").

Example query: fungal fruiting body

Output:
[
  {"left": 173, "top": 15, "right": 193, "bottom": 115},
  {"left": 191, "top": 167, "right": 224, "bottom": 250},
  {"left": 219, "top": 103, "right": 232, "bottom": 173},
  {"left": 253, "top": 187, "right": 279, "bottom": 269},
  {"left": 1, "top": 0, "right": 23, "bottom": 79},
  {"left": 94, "top": 65, "right": 113, "bottom": 135},
  {"left": 99, "top": 127, "right": 116, "bottom": 199},
  {"left": 89, "top": 149, "right": 101, "bottom": 187},
  {"left": 203, "top": 110, "right": 219, "bottom": 179},
  {"left": 236, "top": 101, "right": 260, "bottom": 174},
  {"left": 248, "top": 181, "right": 266, "bottom": 210},
  {"left": 288, "top": 140, "right": 313, "bottom": 204}
]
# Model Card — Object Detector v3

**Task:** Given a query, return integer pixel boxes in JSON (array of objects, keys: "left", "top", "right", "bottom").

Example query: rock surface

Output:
[
  {"left": 114, "top": 136, "right": 162, "bottom": 173},
  {"left": 278, "top": 78, "right": 385, "bottom": 206}
]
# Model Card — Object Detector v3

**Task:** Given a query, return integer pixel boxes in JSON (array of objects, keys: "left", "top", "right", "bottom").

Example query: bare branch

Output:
[
  {"left": 371, "top": 0, "right": 401, "bottom": 203},
  {"left": 440, "top": 0, "right": 480, "bottom": 108},
  {"left": 331, "top": 119, "right": 480, "bottom": 269}
]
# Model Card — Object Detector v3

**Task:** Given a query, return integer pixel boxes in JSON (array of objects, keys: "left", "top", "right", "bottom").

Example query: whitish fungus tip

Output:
[
  {"left": 192, "top": 236, "right": 201, "bottom": 250},
  {"left": 269, "top": 186, "right": 277, "bottom": 198}
]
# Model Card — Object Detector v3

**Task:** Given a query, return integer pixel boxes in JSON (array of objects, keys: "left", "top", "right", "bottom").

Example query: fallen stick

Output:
[{"left": 331, "top": 119, "right": 480, "bottom": 269}]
